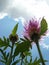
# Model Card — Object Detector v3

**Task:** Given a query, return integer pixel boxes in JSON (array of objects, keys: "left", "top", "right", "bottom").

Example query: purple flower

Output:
[
  {"left": 24, "top": 18, "right": 41, "bottom": 42},
  {"left": 23, "top": 18, "right": 47, "bottom": 65}
]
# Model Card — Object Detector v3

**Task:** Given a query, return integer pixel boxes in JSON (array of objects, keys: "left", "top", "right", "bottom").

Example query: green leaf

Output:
[
  {"left": 0, "top": 60, "right": 6, "bottom": 64},
  {"left": 3, "top": 36, "right": 6, "bottom": 42},
  {"left": 24, "top": 51, "right": 31, "bottom": 56},
  {"left": 14, "top": 38, "right": 31, "bottom": 57},
  {"left": 32, "top": 58, "right": 47, "bottom": 65},
  {"left": 0, "top": 38, "right": 5, "bottom": 47},
  {"left": 36, "top": 59, "right": 47, "bottom": 64},
  {"left": 33, "top": 57, "right": 37, "bottom": 64},
  {"left": 0, "top": 38, "right": 7, "bottom": 47},
  {"left": 12, "top": 60, "right": 20, "bottom": 65},
  {"left": 40, "top": 17, "right": 48, "bottom": 35},
  {"left": 0, "top": 49, "right": 7, "bottom": 62},
  {"left": 20, "top": 38, "right": 26, "bottom": 41},
  {"left": 3, "top": 46, "right": 8, "bottom": 51},
  {"left": 0, "top": 37, "right": 10, "bottom": 48},
  {"left": 30, "top": 56, "right": 32, "bottom": 63},
  {"left": 3, "top": 38, "right": 10, "bottom": 50},
  {"left": 12, "top": 23, "right": 18, "bottom": 36}
]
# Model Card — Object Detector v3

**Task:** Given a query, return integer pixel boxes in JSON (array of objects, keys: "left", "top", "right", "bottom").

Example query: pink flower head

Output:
[{"left": 24, "top": 18, "right": 40, "bottom": 42}]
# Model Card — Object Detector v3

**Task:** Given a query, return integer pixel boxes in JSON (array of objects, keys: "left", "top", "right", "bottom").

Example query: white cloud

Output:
[
  {"left": 0, "top": 12, "right": 7, "bottom": 19},
  {"left": 0, "top": 0, "right": 49, "bottom": 28}
]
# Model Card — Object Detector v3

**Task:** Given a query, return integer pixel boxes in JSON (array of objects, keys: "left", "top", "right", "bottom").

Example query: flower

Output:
[
  {"left": 24, "top": 18, "right": 47, "bottom": 42},
  {"left": 24, "top": 17, "right": 47, "bottom": 65}
]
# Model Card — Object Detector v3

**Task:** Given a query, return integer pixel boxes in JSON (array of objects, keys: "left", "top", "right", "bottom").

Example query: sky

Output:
[
  {"left": 0, "top": 0, "right": 49, "bottom": 27},
  {"left": 0, "top": 0, "right": 49, "bottom": 65}
]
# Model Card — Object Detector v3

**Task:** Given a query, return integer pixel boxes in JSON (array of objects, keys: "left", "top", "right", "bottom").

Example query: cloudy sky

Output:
[
  {"left": 0, "top": 0, "right": 49, "bottom": 26},
  {"left": 0, "top": 0, "right": 49, "bottom": 65}
]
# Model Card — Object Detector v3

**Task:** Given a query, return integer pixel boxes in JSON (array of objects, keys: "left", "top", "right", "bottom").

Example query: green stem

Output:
[
  {"left": 36, "top": 41, "right": 45, "bottom": 65},
  {"left": 25, "top": 56, "right": 27, "bottom": 65},
  {"left": 7, "top": 43, "right": 14, "bottom": 65}
]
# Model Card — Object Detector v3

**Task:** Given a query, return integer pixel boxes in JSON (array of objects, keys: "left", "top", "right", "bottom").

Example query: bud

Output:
[{"left": 9, "top": 34, "right": 18, "bottom": 43}]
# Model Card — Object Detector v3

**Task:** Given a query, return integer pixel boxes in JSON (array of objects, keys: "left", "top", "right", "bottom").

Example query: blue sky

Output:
[
  {"left": 0, "top": 16, "right": 49, "bottom": 65},
  {"left": 0, "top": 0, "right": 49, "bottom": 65}
]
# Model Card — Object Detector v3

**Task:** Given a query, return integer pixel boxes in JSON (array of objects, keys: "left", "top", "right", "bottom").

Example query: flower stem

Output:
[
  {"left": 36, "top": 41, "right": 45, "bottom": 65},
  {"left": 21, "top": 58, "right": 23, "bottom": 65}
]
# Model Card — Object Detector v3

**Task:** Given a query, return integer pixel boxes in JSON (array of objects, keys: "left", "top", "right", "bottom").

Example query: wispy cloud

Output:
[
  {"left": 40, "top": 43, "right": 49, "bottom": 50},
  {"left": 39, "top": 37, "right": 49, "bottom": 50}
]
